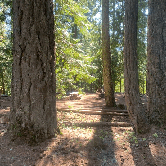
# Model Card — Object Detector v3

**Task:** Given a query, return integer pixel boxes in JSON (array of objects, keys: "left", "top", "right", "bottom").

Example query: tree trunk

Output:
[
  {"left": 72, "top": 0, "right": 78, "bottom": 39},
  {"left": 72, "top": 23, "right": 78, "bottom": 39},
  {"left": 10, "top": 0, "right": 56, "bottom": 141},
  {"left": 124, "top": 0, "right": 149, "bottom": 133},
  {"left": 102, "top": 0, "right": 116, "bottom": 107},
  {"left": 1, "top": 71, "right": 5, "bottom": 94},
  {"left": 143, "top": 78, "right": 145, "bottom": 94},
  {"left": 147, "top": 0, "right": 166, "bottom": 126},
  {"left": 120, "top": 78, "right": 121, "bottom": 92}
]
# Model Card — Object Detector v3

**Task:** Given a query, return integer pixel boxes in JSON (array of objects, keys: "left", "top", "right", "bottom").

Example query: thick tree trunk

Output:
[
  {"left": 102, "top": 0, "right": 116, "bottom": 107},
  {"left": 147, "top": 0, "right": 166, "bottom": 126},
  {"left": 10, "top": 0, "right": 56, "bottom": 141},
  {"left": 124, "top": 0, "right": 149, "bottom": 133}
]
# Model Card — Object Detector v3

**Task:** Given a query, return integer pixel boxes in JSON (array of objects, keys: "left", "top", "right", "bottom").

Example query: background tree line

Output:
[{"left": 0, "top": 0, "right": 147, "bottom": 96}]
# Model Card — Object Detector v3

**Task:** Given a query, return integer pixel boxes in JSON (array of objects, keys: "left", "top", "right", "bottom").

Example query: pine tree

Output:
[
  {"left": 147, "top": 0, "right": 166, "bottom": 126},
  {"left": 10, "top": 0, "right": 57, "bottom": 141},
  {"left": 124, "top": 0, "right": 149, "bottom": 133},
  {"left": 102, "top": 0, "right": 115, "bottom": 107}
]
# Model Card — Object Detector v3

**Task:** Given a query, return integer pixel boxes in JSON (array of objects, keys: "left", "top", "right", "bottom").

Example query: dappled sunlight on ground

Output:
[
  {"left": 0, "top": 93, "right": 166, "bottom": 166},
  {"left": 112, "top": 127, "right": 135, "bottom": 166},
  {"left": 56, "top": 93, "right": 106, "bottom": 110},
  {"left": 149, "top": 138, "right": 166, "bottom": 165},
  {"left": 35, "top": 126, "right": 94, "bottom": 166}
]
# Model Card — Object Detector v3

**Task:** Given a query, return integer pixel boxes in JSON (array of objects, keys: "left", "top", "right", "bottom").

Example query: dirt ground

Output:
[{"left": 0, "top": 93, "right": 166, "bottom": 166}]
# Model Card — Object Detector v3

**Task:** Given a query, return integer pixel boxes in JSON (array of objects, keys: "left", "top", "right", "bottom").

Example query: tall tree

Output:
[
  {"left": 124, "top": 0, "right": 149, "bottom": 133},
  {"left": 147, "top": 0, "right": 166, "bottom": 126},
  {"left": 10, "top": 0, "right": 57, "bottom": 141},
  {"left": 102, "top": 0, "right": 115, "bottom": 107}
]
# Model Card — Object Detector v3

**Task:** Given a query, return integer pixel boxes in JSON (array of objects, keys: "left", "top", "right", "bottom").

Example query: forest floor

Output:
[{"left": 0, "top": 93, "right": 166, "bottom": 166}]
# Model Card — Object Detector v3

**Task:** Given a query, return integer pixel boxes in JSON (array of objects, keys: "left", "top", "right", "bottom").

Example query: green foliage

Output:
[
  {"left": 137, "top": 0, "right": 148, "bottom": 94},
  {"left": 55, "top": 0, "right": 98, "bottom": 95},
  {"left": 153, "top": 133, "right": 158, "bottom": 138},
  {"left": 0, "top": 0, "right": 148, "bottom": 96},
  {"left": 109, "top": 0, "right": 124, "bottom": 92},
  {"left": 0, "top": 0, "right": 12, "bottom": 95},
  {"left": 109, "top": 0, "right": 148, "bottom": 93}
]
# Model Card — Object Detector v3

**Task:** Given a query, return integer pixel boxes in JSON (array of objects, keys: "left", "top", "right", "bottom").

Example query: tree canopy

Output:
[{"left": 0, "top": 0, "right": 148, "bottom": 97}]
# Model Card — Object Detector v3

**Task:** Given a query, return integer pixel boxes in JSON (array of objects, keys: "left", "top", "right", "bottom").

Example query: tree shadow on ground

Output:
[
  {"left": 1, "top": 93, "right": 163, "bottom": 165},
  {"left": 130, "top": 139, "right": 157, "bottom": 166},
  {"left": 128, "top": 97, "right": 158, "bottom": 166},
  {"left": 34, "top": 114, "right": 118, "bottom": 166},
  {"left": 86, "top": 114, "right": 118, "bottom": 166},
  {"left": 34, "top": 107, "right": 131, "bottom": 166},
  {"left": 129, "top": 127, "right": 166, "bottom": 166}
]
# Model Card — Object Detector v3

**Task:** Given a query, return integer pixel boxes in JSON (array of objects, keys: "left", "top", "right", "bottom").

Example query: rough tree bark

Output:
[
  {"left": 102, "top": 0, "right": 116, "bottom": 107},
  {"left": 147, "top": 0, "right": 166, "bottom": 126},
  {"left": 124, "top": 0, "right": 149, "bottom": 133},
  {"left": 10, "top": 0, "right": 57, "bottom": 141}
]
